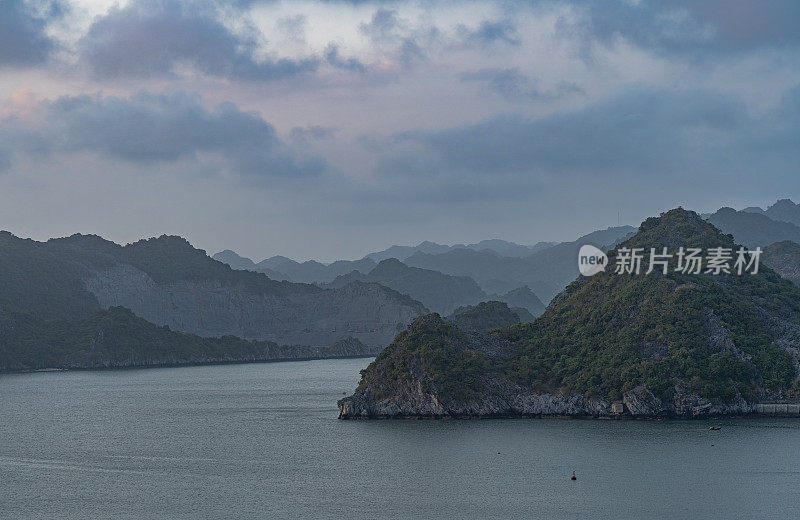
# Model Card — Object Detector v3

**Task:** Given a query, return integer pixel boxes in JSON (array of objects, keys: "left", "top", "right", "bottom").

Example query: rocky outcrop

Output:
[
  {"left": 338, "top": 379, "right": 758, "bottom": 419},
  {"left": 763, "top": 240, "right": 800, "bottom": 285}
]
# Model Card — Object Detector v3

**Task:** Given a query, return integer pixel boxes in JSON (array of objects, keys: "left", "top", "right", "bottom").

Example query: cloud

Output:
[
  {"left": 563, "top": 0, "right": 800, "bottom": 57},
  {"left": 358, "top": 7, "right": 437, "bottom": 65},
  {"left": 324, "top": 44, "right": 367, "bottom": 72},
  {"left": 290, "top": 125, "right": 337, "bottom": 141},
  {"left": 373, "top": 87, "right": 800, "bottom": 199},
  {"left": 460, "top": 68, "right": 583, "bottom": 102},
  {"left": 458, "top": 19, "right": 520, "bottom": 46},
  {"left": 0, "top": 0, "right": 64, "bottom": 67},
  {"left": 3, "top": 91, "right": 327, "bottom": 177},
  {"left": 276, "top": 14, "right": 307, "bottom": 44},
  {"left": 79, "top": 0, "right": 319, "bottom": 81}
]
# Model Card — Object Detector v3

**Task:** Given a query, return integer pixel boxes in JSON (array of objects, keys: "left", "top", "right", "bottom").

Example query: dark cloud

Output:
[
  {"left": 460, "top": 68, "right": 582, "bottom": 102},
  {"left": 7, "top": 91, "right": 328, "bottom": 177},
  {"left": 459, "top": 19, "right": 520, "bottom": 46},
  {"left": 359, "top": 8, "right": 401, "bottom": 42},
  {"left": 324, "top": 44, "right": 367, "bottom": 72},
  {"left": 79, "top": 0, "right": 319, "bottom": 81},
  {"left": 563, "top": 0, "right": 800, "bottom": 57},
  {"left": 359, "top": 7, "right": 434, "bottom": 65},
  {"left": 0, "top": 0, "right": 64, "bottom": 67},
  {"left": 375, "top": 87, "right": 800, "bottom": 199}
]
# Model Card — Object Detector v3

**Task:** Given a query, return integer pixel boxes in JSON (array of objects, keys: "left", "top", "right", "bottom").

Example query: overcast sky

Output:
[{"left": 1, "top": 0, "right": 799, "bottom": 261}]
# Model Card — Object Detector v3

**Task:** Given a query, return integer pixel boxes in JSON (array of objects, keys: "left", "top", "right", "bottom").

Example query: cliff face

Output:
[{"left": 339, "top": 382, "right": 753, "bottom": 419}]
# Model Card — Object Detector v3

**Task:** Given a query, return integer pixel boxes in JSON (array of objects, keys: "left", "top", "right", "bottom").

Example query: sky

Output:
[{"left": 1, "top": 0, "right": 799, "bottom": 261}]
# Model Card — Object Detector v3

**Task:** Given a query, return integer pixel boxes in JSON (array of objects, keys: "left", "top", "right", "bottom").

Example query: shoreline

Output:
[
  {"left": 1, "top": 354, "right": 377, "bottom": 376},
  {"left": 338, "top": 411, "right": 800, "bottom": 421}
]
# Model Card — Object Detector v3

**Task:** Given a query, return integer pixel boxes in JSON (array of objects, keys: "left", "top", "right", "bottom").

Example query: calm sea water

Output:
[{"left": 2, "top": 359, "right": 799, "bottom": 520}]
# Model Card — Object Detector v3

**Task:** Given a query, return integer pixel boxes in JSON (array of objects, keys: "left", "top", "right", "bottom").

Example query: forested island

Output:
[{"left": 339, "top": 209, "right": 800, "bottom": 419}]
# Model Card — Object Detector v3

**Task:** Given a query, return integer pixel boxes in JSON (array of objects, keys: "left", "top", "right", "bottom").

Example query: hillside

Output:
[
  {"left": 339, "top": 208, "right": 800, "bottom": 419},
  {"left": 0, "top": 232, "right": 427, "bottom": 348},
  {"left": 707, "top": 208, "right": 800, "bottom": 248},
  {"left": 0, "top": 305, "right": 377, "bottom": 372},
  {"left": 446, "top": 301, "right": 523, "bottom": 333}
]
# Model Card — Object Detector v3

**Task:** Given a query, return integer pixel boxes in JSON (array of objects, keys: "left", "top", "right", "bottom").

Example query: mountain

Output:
[
  {"left": 707, "top": 207, "right": 800, "bottom": 248},
  {"left": 405, "top": 226, "right": 636, "bottom": 302},
  {"left": 366, "top": 241, "right": 453, "bottom": 262},
  {"left": 366, "top": 239, "right": 558, "bottom": 262},
  {"left": 0, "top": 304, "right": 379, "bottom": 372},
  {"left": 764, "top": 199, "right": 800, "bottom": 227},
  {"left": 763, "top": 241, "right": 800, "bottom": 285},
  {"left": 254, "top": 255, "right": 295, "bottom": 270},
  {"left": 0, "top": 232, "right": 427, "bottom": 348},
  {"left": 326, "top": 258, "right": 486, "bottom": 314},
  {"left": 212, "top": 250, "right": 257, "bottom": 270},
  {"left": 339, "top": 208, "right": 800, "bottom": 419},
  {"left": 462, "top": 239, "right": 556, "bottom": 257},
  {"left": 260, "top": 257, "right": 377, "bottom": 284},
  {"left": 494, "top": 286, "right": 545, "bottom": 318},
  {"left": 214, "top": 251, "right": 378, "bottom": 284},
  {"left": 446, "top": 301, "right": 524, "bottom": 333}
]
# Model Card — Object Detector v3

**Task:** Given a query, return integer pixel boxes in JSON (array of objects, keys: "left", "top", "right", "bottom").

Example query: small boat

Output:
[
  {"left": 571, "top": 471, "right": 576, "bottom": 481},
  {"left": 709, "top": 426, "right": 721, "bottom": 431}
]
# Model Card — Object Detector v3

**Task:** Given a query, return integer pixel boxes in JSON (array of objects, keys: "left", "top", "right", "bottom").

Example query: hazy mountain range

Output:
[
  {"left": 214, "top": 226, "right": 635, "bottom": 305},
  {"left": 0, "top": 232, "right": 426, "bottom": 349},
  {"left": 5, "top": 199, "right": 800, "bottom": 373}
]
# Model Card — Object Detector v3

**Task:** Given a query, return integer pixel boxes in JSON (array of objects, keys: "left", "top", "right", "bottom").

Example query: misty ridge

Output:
[
  {"left": 212, "top": 198, "right": 800, "bottom": 307},
  {"left": 3, "top": 198, "right": 800, "bottom": 373}
]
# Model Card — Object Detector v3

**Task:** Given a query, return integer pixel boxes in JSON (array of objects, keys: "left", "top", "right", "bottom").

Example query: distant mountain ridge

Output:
[
  {"left": 214, "top": 228, "right": 633, "bottom": 304},
  {"left": 405, "top": 226, "right": 636, "bottom": 302},
  {"left": 325, "top": 258, "right": 486, "bottom": 315},
  {"left": 212, "top": 238, "right": 559, "bottom": 282},
  {"left": 707, "top": 207, "right": 800, "bottom": 248},
  {"left": 0, "top": 231, "right": 427, "bottom": 348}
]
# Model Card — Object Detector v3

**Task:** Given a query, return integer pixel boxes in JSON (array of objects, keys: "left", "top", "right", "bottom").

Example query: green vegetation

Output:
[
  {"left": 0, "top": 232, "right": 101, "bottom": 320},
  {"left": 118, "top": 235, "right": 315, "bottom": 295},
  {"left": 0, "top": 304, "right": 283, "bottom": 371},
  {"left": 447, "top": 301, "right": 521, "bottom": 332},
  {"left": 354, "top": 209, "right": 800, "bottom": 406},
  {"left": 357, "top": 315, "right": 490, "bottom": 404}
]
